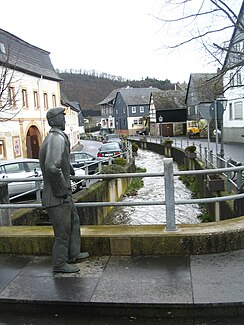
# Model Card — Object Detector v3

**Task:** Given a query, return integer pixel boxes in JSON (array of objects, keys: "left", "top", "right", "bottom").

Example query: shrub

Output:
[
  {"left": 100, "top": 164, "right": 126, "bottom": 174},
  {"left": 114, "top": 157, "right": 127, "bottom": 166},
  {"left": 185, "top": 145, "right": 196, "bottom": 153},
  {"left": 163, "top": 138, "right": 173, "bottom": 145},
  {"left": 132, "top": 142, "right": 139, "bottom": 152}
]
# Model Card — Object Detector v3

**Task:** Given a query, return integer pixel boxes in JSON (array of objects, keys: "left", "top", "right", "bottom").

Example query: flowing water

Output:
[{"left": 105, "top": 148, "right": 202, "bottom": 225}]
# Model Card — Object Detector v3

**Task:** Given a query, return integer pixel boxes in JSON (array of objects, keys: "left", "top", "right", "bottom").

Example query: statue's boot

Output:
[
  {"left": 53, "top": 263, "right": 80, "bottom": 273},
  {"left": 68, "top": 252, "right": 90, "bottom": 263}
]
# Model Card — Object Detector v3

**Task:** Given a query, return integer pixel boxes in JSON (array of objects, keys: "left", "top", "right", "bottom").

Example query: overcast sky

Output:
[{"left": 1, "top": 0, "right": 241, "bottom": 83}]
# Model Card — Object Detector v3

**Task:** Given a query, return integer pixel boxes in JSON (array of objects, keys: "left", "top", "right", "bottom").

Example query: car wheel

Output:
[{"left": 70, "top": 180, "right": 79, "bottom": 193}]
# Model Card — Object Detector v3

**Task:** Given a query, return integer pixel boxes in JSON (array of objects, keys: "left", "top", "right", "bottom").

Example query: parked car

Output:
[
  {"left": 0, "top": 158, "right": 42, "bottom": 197},
  {"left": 107, "top": 137, "right": 126, "bottom": 151},
  {"left": 138, "top": 128, "right": 148, "bottom": 135},
  {"left": 104, "top": 133, "right": 120, "bottom": 141},
  {"left": 0, "top": 158, "right": 85, "bottom": 197},
  {"left": 97, "top": 142, "right": 126, "bottom": 159},
  {"left": 70, "top": 167, "right": 86, "bottom": 193},
  {"left": 70, "top": 151, "right": 102, "bottom": 174}
]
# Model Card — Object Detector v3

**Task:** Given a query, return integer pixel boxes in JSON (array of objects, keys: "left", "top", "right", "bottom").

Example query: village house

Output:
[
  {"left": 0, "top": 28, "right": 80, "bottom": 160},
  {"left": 149, "top": 89, "right": 187, "bottom": 137},
  {"left": 222, "top": 1, "right": 244, "bottom": 143},
  {"left": 98, "top": 86, "right": 160, "bottom": 135}
]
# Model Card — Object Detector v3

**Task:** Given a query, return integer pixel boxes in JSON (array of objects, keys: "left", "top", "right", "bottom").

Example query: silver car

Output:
[{"left": 0, "top": 158, "right": 42, "bottom": 197}]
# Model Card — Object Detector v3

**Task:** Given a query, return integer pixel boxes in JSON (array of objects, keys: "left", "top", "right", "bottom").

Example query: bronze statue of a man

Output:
[{"left": 39, "top": 107, "right": 89, "bottom": 273}]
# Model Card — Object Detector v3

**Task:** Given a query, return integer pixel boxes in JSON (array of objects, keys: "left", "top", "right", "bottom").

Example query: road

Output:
[{"left": 176, "top": 137, "right": 244, "bottom": 164}]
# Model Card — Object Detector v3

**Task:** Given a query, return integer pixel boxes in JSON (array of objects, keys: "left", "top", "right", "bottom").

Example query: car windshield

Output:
[{"left": 101, "top": 143, "right": 120, "bottom": 150}]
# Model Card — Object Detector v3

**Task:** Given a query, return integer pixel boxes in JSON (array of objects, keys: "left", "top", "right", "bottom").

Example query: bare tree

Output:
[
  {"left": 155, "top": 0, "right": 244, "bottom": 87},
  {"left": 0, "top": 43, "right": 23, "bottom": 121}
]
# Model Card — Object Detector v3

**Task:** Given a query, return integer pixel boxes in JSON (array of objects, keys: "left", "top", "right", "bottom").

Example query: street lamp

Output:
[
  {"left": 210, "top": 96, "right": 228, "bottom": 163},
  {"left": 158, "top": 115, "right": 163, "bottom": 136},
  {"left": 217, "top": 97, "right": 228, "bottom": 159}
]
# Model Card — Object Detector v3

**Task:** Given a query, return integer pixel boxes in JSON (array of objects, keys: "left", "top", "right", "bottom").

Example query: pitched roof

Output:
[
  {"left": 223, "top": 2, "right": 244, "bottom": 67},
  {"left": 0, "top": 28, "right": 61, "bottom": 81},
  {"left": 119, "top": 87, "right": 161, "bottom": 105},
  {"left": 185, "top": 73, "right": 223, "bottom": 105},
  {"left": 152, "top": 90, "right": 186, "bottom": 110},
  {"left": 97, "top": 87, "right": 125, "bottom": 105}
]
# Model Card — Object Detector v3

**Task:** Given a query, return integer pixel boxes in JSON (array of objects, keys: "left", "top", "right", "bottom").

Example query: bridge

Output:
[{"left": 0, "top": 138, "right": 243, "bottom": 322}]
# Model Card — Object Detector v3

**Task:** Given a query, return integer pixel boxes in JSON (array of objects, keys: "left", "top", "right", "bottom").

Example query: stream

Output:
[{"left": 105, "top": 148, "right": 202, "bottom": 225}]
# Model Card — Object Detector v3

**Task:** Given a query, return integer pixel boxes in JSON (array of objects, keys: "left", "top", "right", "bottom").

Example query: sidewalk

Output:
[{"left": 0, "top": 250, "right": 243, "bottom": 323}]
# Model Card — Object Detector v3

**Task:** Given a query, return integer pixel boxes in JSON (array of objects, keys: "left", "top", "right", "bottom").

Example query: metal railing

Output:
[
  {"left": 128, "top": 135, "right": 244, "bottom": 193},
  {"left": 1, "top": 159, "right": 244, "bottom": 231}
]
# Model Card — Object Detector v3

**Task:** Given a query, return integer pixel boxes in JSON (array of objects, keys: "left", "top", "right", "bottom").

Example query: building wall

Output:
[
  {"left": 0, "top": 67, "right": 66, "bottom": 159},
  {"left": 223, "top": 70, "right": 244, "bottom": 143}
]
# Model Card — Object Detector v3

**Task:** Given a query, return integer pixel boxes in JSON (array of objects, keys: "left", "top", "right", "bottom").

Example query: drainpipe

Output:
[{"left": 37, "top": 75, "right": 45, "bottom": 140}]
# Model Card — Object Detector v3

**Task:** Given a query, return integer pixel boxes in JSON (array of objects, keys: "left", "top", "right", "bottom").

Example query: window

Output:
[
  {"left": 22, "top": 89, "right": 28, "bottom": 108},
  {"left": 139, "top": 118, "right": 143, "bottom": 124},
  {"left": 230, "top": 73, "right": 234, "bottom": 87},
  {"left": 43, "top": 92, "right": 48, "bottom": 109},
  {"left": 33, "top": 91, "right": 39, "bottom": 109},
  {"left": 237, "top": 72, "right": 242, "bottom": 85},
  {"left": 0, "top": 43, "right": 5, "bottom": 54},
  {"left": 8, "top": 86, "right": 16, "bottom": 107},
  {"left": 229, "top": 103, "right": 233, "bottom": 120},
  {"left": 132, "top": 106, "right": 136, "bottom": 113},
  {"left": 52, "top": 94, "right": 56, "bottom": 107},
  {"left": 0, "top": 140, "right": 4, "bottom": 159},
  {"left": 234, "top": 101, "right": 243, "bottom": 120},
  {"left": 133, "top": 119, "right": 138, "bottom": 125},
  {"left": 140, "top": 106, "right": 144, "bottom": 113}
]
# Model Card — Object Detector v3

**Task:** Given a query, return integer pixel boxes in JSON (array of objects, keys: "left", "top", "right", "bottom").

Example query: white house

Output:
[
  {"left": 223, "top": 2, "right": 244, "bottom": 143},
  {"left": 0, "top": 28, "right": 79, "bottom": 160}
]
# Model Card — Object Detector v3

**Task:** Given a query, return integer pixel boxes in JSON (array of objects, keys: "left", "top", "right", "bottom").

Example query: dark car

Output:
[
  {"left": 104, "top": 133, "right": 120, "bottom": 141},
  {"left": 138, "top": 128, "right": 148, "bottom": 135},
  {"left": 97, "top": 142, "right": 126, "bottom": 159},
  {"left": 107, "top": 137, "right": 126, "bottom": 151},
  {"left": 70, "top": 151, "right": 102, "bottom": 174}
]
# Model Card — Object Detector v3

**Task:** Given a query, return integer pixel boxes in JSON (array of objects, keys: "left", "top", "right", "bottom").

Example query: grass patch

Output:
[{"left": 124, "top": 167, "right": 146, "bottom": 196}]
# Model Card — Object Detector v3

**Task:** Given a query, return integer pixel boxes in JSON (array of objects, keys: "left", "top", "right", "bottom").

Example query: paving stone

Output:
[
  {"left": 191, "top": 250, "right": 244, "bottom": 303},
  {"left": 91, "top": 255, "right": 193, "bottom": 304},
  {"left": 0, "top": 255, "right": 34, "bottom": 290},
  {"left": 0, "top": 275, "right": 99, "bottom": 303}
]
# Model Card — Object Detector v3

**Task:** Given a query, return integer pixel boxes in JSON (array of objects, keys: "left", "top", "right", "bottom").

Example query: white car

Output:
[
  {"left": 0, "top": 158, "right": 42, "bottom": 197},
  {"left": 0, "top": 158, "right": 86, "bottom": 198},
  {"left": 71, "top": 167, "right": 86, "bottom": 193}
]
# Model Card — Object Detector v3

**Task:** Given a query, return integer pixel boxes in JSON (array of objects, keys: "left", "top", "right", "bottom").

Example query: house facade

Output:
[
  {"left": 98, "top": 87, "right": 160, "bottom": 135},
  {"left": 222, "top": 2, "right": 244, "bottom": 143},
  {"left": 0, "top": 29, "right": 79, "bottom": 160},
  {"left": 149, "top": 90, "right": 187, "bottom": 136}
]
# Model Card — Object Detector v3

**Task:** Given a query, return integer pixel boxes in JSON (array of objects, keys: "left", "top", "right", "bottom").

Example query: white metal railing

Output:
[{"left": 1, "top": 160, "right": 244, "bottom": 231}]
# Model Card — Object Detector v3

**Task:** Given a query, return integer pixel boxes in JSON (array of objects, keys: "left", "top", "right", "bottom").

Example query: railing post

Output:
[
  {"left": 35, "top": 180, "right": 42, "bottom": 203},
  {"left": 210, "top": 149, "right": 214, "bottom": 167},
  {"left": 204, "top": 147, "right": 208, "bottom": 168},
  {"left": 164, "top": 158, "right": 176, "bottom": 231}
]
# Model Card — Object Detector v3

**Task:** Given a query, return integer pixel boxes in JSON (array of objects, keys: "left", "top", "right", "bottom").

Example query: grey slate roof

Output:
[
  {"left": 223, "top": 1, "right": 244, "bottom": 67},
  {"left": 119, "top": 87, "right": 160, "bottom": 105},
  {"left": 97, "top": 87, "right": 125, "bottom": 105},
  {"left": 0, "top": 28, "right": 61, "bottom": 81},
  {"left": 185, "top": 73, "right": 223, "bottom": 105},
  {"left": 152, "top": 90, "right": 186, "bottom": 110}
]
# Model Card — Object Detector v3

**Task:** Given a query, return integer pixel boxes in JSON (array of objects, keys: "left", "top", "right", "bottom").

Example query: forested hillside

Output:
[{"left": 58, "top": 70, "right": 175, "bottom": 110}]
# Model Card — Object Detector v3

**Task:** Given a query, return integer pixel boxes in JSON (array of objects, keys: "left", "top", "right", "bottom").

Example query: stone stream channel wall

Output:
[{"left": 0, "top": 141, "right": 244, "bottom": 256}]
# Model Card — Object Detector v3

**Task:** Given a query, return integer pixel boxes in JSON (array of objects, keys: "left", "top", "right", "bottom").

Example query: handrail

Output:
[{"left": 1, "top": 160, "right": 244, "bottom": 231}]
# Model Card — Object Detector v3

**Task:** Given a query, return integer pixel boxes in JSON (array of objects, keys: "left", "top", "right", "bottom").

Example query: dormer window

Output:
[{"left": 0, "top": 43, "right": 6, "bottom": 54}]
